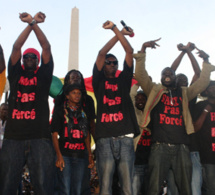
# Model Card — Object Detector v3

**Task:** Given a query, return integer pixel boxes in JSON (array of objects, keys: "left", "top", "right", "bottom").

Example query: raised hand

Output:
[
  {"left": 121, "top": 26, "right": 133, "bottom": 36},
  {"left": 34, "top": 12, "right": 46, "bottom": 23},
  {"left": 140, "top": 38, "right": 161, "bottom": 53},
  {"left": 19, "top": 12, "right": 33, "bottom": 23},
  {"left": 103, "top": 20, "right": 114, "bottom": 30},
  {"left": 196, "top": 47, "right": 209, "bottom": 62},
  {"left": 177, "top": 43, "right": 186, "bottom": 51},
  {"left": 186, "top": 42, "right": 195, "bottom": 52}
]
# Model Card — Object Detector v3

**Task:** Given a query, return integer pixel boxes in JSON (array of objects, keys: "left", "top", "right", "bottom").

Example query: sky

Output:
[{"left": 1, "top": 0, "right": 215, "bottom": 97}]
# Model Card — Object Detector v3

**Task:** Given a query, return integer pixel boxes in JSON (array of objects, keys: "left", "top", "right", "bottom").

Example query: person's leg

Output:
[
  {"left": 27, "top": 139, "right": 55, "bottom": 195},
  {"left": 202, "top": 164, "right": 215, "bottom": 195},
  {"left": 147, "top": 143, "right": 172, "bottom": 195},
  {"left": 70, "top": 156, "right": 88, "bottom": 195},
  {"left": 190, "top": 151, "right": 202, "bottom": 195},
  {"left": 167, "top": 168, "right": 179, "bottom": 195},
  {"left": 0, "top": 139, "right": 25, "bottom": 194},
  {"left": 81, "top": 150, "right": 91, "bottom": 195},
  {"left": 56, "top": 156, "right": 72, "bottom": 195},
  {"left": 117, "top": 137, "right": 135, "bottom": 195},
  {"left": 96, "top": 137, "right": 115, "bottom": 195},
  {"left": 172, "top": 144, "right": 192, "bottom": 195},
  {"left": 132, "top": 165, "right": 145, "bottom": 195}
]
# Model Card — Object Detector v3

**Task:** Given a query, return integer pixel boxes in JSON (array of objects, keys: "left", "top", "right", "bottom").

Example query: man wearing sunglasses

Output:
[
  {"left": 0, "top": 12, "right": 55, "bottom": 194},
  {"left": 92, "top": 20, "right": 139, "bottom": 195}
]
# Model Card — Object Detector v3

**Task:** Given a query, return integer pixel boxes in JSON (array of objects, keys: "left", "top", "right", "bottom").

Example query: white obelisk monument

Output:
[{"left": 68, "top": 7, "right": 79, "bottom": 71}]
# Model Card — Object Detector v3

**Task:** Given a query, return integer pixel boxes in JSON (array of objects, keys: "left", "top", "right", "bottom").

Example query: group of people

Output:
[{"left": 0, "top": 11, "right": 215, "bottom": 195}]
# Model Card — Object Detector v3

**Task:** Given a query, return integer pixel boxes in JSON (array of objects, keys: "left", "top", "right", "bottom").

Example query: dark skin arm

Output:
[
  {"left": 84, "top": 132, "right": 94, "bottom": 169},
  {"left": 11, "top": 12, "right": 51, "bottom": 66},
  {"left": 0, "top": 45, "right": 5, "bottom": 73},
  {"left": 193, "top": 104, "right": 212, "bottom": 132},
  {"left": 140, "top": 38, "right": 161, "bottom": 53},
  {"left": 171, "top": 43, "right": 186, "bottom": 71},
  {"left": 52, "top": 132, "right": 65, "bottom": 171},
  {"left": 95, "top": 20, "right": 134, "bottom": 71}
]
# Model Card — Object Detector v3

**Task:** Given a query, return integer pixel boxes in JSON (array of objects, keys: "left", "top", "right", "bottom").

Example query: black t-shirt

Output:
[
  {"left": 51, "top": 105, "right": 87, "bottom": 158},
  {"left": 92, "top": 61, "right": 139, "bottom": 140},
  {"left": 135, "top": 129, "right": 151, "bottom": 165},
  {"left": 192, "top": 100, "right": 215, "bottom": 164},
  {"left": 151, "top": 88, "right": 189, "bottom": 144},
  {"left": 5, "top": 56, "right": 53, "bottom": 140}
]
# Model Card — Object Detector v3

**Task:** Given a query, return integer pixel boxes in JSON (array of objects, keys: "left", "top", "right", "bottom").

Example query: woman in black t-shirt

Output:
[{"left": 51, "top": 84, "right": 94, "bottom": 195}]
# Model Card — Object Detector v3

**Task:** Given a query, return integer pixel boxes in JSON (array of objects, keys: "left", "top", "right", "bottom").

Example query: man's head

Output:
[
  {"left": 135, "top": 91, "right": 147, "bottom": 111},
  {"left": 22, "top": 48, "right": 40, "bottom": 71},
  {"left": 0, "top": 103, "right": 8, "bottom": 121},
  {"left": 64, "top": 84, "right": 82, "bottom": 105},
  {"left": 176, "top": 73, "right": 188, "bottom": 88},
  {"left": 161, "top": 67, "right": 176, "bottom": 88},
  {"left": 201, "top": 81, "right": 215, "bottom": 99},
  {"left": 103, "top": 53, "right": 118, "bottom": 78}
]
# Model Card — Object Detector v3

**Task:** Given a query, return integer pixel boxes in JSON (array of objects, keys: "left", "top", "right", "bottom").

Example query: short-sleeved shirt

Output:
[
  {"left": 92, "top": 61, "right": 139, "bottom": 140},
  {"left": 5, "top": 56, "right": 53, "bottom": 140},
  {"left": 51, "top": 105, "right": 87, "bottom": 158}
]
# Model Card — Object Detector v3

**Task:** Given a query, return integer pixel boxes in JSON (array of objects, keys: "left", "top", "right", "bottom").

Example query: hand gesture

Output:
[
  {"left": 177, "top": 43, "right": 186, "bottom": 51},
  {"left": 103, "top": 20, "right": 114, "bottom": 30},
  {"left": 143, "top": 38, "right": 161, "bottom": 49},
  {"left": 196, "top": 47, "right": 209, "bottom": 61},
  {"left": 121, "top": 26, "right": 134, "bottom": 36},
  {"left": 56, "top": 155, "right": 65, "bottom": 171},
  {"left": 186, "top": 42, "right": 195, "bottom": 52},
  {"left": 19, "top": 12, "right": 33, "bottom": 23},
  {"left": 34, "top": 12, "right": 46, "bottom": 23},
  {"left": 88, "top": 155, "right": 95, "bottom": 169}
]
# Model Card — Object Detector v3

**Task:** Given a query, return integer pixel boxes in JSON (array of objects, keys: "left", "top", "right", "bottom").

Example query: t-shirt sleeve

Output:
[
  {"left": 39, "top": 54, "right": 54, "bottom": 82},
  {"left": 8, "top": 57, "right": 22, "bottom": 81},
  {"left": 51, "top": 106, "right": 64, "bottom": 133},
  {"left": 87, "top": 95, "right": 96, "bottom": 120},
  {"left": 120, "top": 60, "right": 133, "bottom": 89},
  {"left": 92, "top": 63, "right": 104, "bottom": 91}
]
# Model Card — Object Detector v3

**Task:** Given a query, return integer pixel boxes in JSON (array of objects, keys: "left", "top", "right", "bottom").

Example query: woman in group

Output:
[{"left": 51, "top": 83, "right": 94, "bottom": 195}]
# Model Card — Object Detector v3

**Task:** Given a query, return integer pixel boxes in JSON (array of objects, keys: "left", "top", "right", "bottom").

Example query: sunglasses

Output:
[
  {"left": 105, "top": 60, "right": 118, "bottom": 65},
  {"left": 23, "top": 54, "right": 38, "bottom": 59}
]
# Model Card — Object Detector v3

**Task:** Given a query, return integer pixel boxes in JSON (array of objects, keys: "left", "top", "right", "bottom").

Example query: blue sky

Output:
[{"left": 1, "top": 0, "right": 215, "bottom": 85}]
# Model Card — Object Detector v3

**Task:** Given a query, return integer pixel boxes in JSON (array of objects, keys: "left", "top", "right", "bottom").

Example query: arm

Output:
[
  {"left": 171, "top": 43, "right": 186, "bottom": 72},
  {"left": 0, "top": 45, "right": 5, "bottom": 73},
  {"left": 32, "top": 12, "right": 51, "bottom": 64},
  {"left": 193, "top": 104, "right": 212, "bottom": 132},
  {"left": 186, "top": 43, "right": 201, "bottom": 84},
  {"left": 52, "top": 132, "right": 65, "bottom": 171},
  {"left": 84, "top": 132, "right": 94, "bottom": 168},
  {"left": 133, "top": 39, "right": 160, "bottom": 96},
  {"left": 95, "top": 21, "right": 134, "bottom": 70},
  {"left": 187, "top": 50, "right": 215, "bottom": 100},
  {"left": 130, "top": 83, "right": 139, "bottom": 105}
]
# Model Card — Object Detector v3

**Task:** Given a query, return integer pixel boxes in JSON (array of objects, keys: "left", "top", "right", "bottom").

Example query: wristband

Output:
[
  {"left": 111, "top": 24, "right": 116, "bottom": 30},
  {"left": 29, "top": 19, "right": 36, "bottom": 26},
  {"left": 204, "top": 109, "right": 209, "bottom": 113}
]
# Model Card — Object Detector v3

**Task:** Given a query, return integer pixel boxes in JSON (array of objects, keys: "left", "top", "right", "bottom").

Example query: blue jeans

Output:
[
  {"left": 202, "top": 164, "right": 215, "bottom": 195},
  {"left": 132, "top": 164, "right": 149, "bottom": 195},
  {"left": 56, "top": 155, "right": 88, "bottom": 195},
  {"left": 147, "top": 143, "right": 192, "bottom": 195},
  {"left": 96, "top": 137, "right": 135, "bottom": 195},
  {"left": 0, "top": 138, "right": 55, "bottom": 195},
  {"left": 190, "top": 152, "right": 202, "bottom": 195}
]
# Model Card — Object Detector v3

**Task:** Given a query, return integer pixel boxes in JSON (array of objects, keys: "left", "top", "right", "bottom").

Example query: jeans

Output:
[
  {"left": 56, "top": 155, "right": 88, "bottom": 195},
  {"left": 0, "top": 138, "right": 55, "bottom": 195},
  {"left": 147, "top": 143, "right": 192, "bottom": 195},
  {"left": 167, "top": 169, "right": 179, "bottom": 195},
  {"left": 202, "top": 164, "right": 215, "bottom": 195},
  {"left": 190, "top": 152, "right": 202, "bottom": 195},
  {"left": 132, "top": 164, "right": 149, "bottom": 195},
  {"left": 96, "top": 137, "right": 135, "bottom": 195}
]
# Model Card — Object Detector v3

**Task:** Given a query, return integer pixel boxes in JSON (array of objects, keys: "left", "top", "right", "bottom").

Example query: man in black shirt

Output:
[
  {"left": 92, "top": 20, "right": 139, "bottom": 195},
  {"left": 0, "top": 12, "right": 55, "bottom": 194}
]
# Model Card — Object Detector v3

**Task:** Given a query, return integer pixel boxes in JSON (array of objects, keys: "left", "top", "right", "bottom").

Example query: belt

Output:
[
  {"left": 155, "top": 141, "right": 176, "bottom": 147},
  {"left": 112, "top": 135, "right": 125, "bottom": 140}
]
